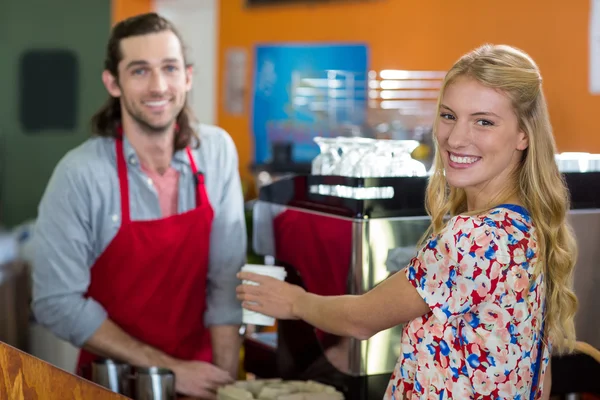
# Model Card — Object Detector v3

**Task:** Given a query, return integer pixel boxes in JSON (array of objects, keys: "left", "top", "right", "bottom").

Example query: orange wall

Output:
[
  {"left": 217, "top": 0, "right": 600, "bottom": 182},
  {"left": 112, "top": 0, "right": 154, "bottom": 24}
]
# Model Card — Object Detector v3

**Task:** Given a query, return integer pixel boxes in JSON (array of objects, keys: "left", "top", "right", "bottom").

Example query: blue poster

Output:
[{"left": 251, "top": 43, "right": 369, "bottom": 165}]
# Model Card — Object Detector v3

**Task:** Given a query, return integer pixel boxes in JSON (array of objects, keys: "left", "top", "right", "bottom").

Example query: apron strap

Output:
[
  {"left": 115, "top": 136, "right": 131, "bottom": 224},
  {"left": 185, "top": 146, "right": 205, "bottom": 207}
]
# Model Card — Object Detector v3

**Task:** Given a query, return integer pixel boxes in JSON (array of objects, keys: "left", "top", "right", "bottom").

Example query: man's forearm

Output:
[
  {"left": 210, "top": 325, "right": 241, "bottom": 378},
  {"left": 83, "top": 319, "right": 177, "bottom": 369}
]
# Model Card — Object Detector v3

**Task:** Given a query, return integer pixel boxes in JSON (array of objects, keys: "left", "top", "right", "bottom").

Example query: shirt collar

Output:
[{"left": 120, "top": 134, "right": 197, "bottom": 173}]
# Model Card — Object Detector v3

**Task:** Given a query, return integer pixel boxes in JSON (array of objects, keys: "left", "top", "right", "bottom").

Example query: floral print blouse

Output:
[{"left": 385, "top": 205, "right": 549, "bottom": 399}]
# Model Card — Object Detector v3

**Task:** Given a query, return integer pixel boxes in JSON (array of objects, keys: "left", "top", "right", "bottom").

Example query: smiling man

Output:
[{"left": 31, "top": 13, "right": 246, "bottom": 400}]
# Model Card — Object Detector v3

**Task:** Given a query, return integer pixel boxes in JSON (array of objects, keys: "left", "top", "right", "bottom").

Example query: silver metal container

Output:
[
  {"left": 91, "top": 358, "right": 132, "bottom": 396},
  {"left": 131, "top": 367, "right": 176, "bottom": 400}
]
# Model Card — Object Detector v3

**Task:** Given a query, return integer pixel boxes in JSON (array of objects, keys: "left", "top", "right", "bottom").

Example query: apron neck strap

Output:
[
  {"left": 185, "top": 147, "right": 206, "bottom": 207},
  {"left": 114, "top": 135, "right": 131, "bottom": 224}
]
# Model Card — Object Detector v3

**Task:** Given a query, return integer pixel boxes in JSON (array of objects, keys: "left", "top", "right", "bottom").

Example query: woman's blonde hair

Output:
[{"left": 425, "top": 44, "right": 578, "bottom": 354}]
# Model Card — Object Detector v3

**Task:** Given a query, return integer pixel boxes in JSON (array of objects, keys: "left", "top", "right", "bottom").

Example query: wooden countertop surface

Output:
[{"left": 0, "top": 340, "right": 128, "bottom": 399}]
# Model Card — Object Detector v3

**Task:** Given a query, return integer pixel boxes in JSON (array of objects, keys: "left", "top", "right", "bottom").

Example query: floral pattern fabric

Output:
[{"left": 384, "top": 205, "right": 549, "bottom": 399}]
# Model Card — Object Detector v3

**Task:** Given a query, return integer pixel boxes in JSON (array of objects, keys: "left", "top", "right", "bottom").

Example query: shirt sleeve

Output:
[
  {"left": 31, "top": 158, "right": 108, "bottom": 347},
  {"left": 204, "top": 131, "right": 247, "bottom": 326},
  {"left": 405, "top": 216, "right": 511, "bottom": 324}
]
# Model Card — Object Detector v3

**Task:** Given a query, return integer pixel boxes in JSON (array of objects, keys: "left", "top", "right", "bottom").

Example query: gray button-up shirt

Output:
[{"left": 31, "top": 124, "right": 247, "bottom": 347}]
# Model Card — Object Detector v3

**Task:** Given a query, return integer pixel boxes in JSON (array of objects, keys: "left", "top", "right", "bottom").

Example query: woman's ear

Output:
[{"left": 517, "top": 130, "right": 529, "bottom": 151}]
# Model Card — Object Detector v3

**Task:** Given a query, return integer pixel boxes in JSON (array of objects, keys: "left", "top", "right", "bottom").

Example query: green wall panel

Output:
[{"left": 0, "top": 0, "right": 111, "bottom": 227}]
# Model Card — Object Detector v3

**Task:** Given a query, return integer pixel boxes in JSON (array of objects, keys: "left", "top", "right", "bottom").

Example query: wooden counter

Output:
[{"left": 0, "top": 341, "right": 128, "bottom": 399}]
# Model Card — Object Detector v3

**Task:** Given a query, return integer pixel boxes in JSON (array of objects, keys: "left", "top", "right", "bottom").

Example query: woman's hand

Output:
[{"left": 236, "top": 271, "right": 306, "bottom": 320}]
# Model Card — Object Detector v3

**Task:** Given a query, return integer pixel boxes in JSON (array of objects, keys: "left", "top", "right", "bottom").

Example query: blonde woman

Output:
[{"left": 237, "top": 44, "right": 578, "bottom": 399}]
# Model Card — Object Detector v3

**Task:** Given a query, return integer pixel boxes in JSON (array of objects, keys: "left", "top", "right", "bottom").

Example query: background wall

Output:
[
  {"left": 0, "top": 0, "right": 110, "bottom": 227},
  {"left": 156, "top": 0, "right": 218, "bottom": 126},
  {"left": 112, "top": 0, "right": 153, "bottom": 25},
  {"left": 4, "top": 0, "right": 110, "bottom": 372},
  {"left": 27, "top": 0, "right": 600, "bottom": 192},
  {"left": 217, "top": 0, "right": 600, "bottom": 183}
]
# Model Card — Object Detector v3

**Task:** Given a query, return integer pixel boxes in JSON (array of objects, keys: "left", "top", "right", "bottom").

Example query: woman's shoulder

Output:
[
  {"left": 430, "top": 204, "right": 535, "bottom": 256},
  {"left": 446, "top": 204, "right": 532, "bottom": 233}
]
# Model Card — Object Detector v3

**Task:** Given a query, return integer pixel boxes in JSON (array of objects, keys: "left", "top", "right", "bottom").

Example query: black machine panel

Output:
[{"left": 258, "top": 172, "right": 600, "bottom": 219}]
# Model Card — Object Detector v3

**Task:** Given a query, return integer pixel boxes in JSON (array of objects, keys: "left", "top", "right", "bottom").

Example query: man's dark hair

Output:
[{"left": 90, "top": 13, "right": 197, "bottom": 150}]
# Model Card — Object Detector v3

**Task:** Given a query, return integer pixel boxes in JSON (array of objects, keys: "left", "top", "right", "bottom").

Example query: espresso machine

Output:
[{"left": 245, "top": 174, "right": 432, "bottom": 400}]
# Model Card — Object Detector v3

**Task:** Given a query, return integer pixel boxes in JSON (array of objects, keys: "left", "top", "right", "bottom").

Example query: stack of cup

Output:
[{"left": 241, "top": 264, "right": 287, "bottom": 326}]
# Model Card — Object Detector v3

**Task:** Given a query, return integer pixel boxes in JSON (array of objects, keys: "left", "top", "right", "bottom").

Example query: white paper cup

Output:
[{"left": 241, "top": 264, "right": 287, "bottom": 326}]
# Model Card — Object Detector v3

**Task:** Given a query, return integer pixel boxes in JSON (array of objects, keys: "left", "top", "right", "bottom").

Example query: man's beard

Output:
[{"left": 122, "top": 96, "right": 180, "bottom": 135}]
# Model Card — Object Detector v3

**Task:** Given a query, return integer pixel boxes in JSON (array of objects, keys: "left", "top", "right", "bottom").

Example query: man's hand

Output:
[{"left": 170, "top": 360, "right": 234, "bottom": 399}]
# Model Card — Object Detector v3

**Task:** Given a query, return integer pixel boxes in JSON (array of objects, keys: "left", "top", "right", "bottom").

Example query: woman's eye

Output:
[{"left": 476, "top": 119, "right": 494, "bottom": 127}]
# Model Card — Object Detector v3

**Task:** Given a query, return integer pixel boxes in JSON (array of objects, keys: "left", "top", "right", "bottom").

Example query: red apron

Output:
[
  {"left": 77, "top": 136, "right": 214, "bottom": 373},
  {"left": 273, "top": 210, "right": 352, "bottom": 298},
  {"left": 273, "top": 210, "right": 352, "bottom": 346}
]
